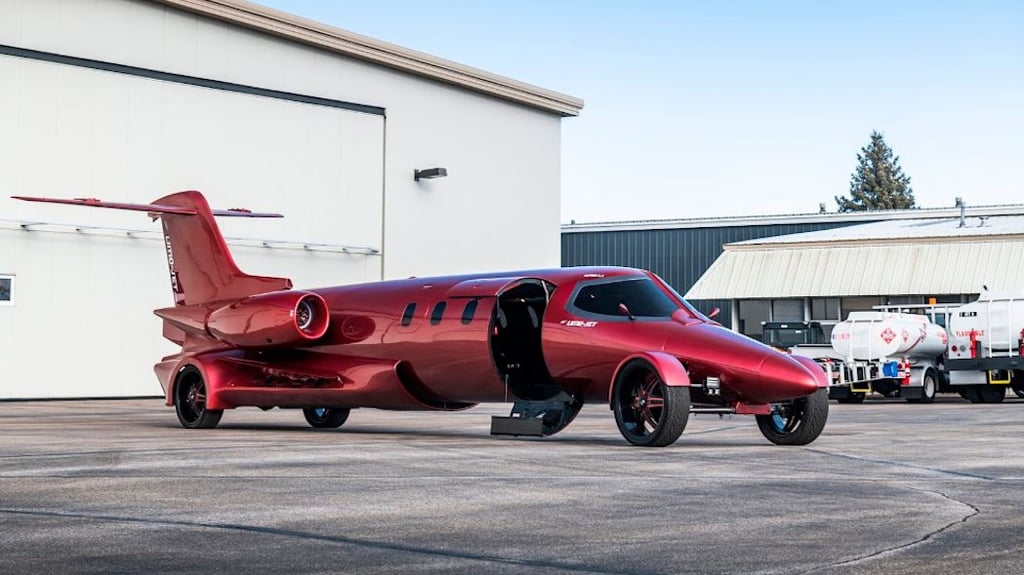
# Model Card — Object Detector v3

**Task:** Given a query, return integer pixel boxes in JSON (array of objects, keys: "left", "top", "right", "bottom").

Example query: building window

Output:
[
  {"left": 810, "top": 298, "right": 839, "bottom": 321},
  {"left": 738, "top": 299, "right": 770, "bottom": 339},
  {"left": 401, "top": 303, "right": 416, "bottom": 326},
  {"left": 430, "top": 301, "right": 447, "bottom": 325},
  {"left": 771, "top": 299, "right": 803, "bottom": 322},
  {"left": 840, "top": 296, "right": 884, "bottom": 314},
  {"left": 0, "top": 275, "right": 12, "bottom": 304},
  {"left": 461, "top": 299, "right": 478, "bottom": 325}
]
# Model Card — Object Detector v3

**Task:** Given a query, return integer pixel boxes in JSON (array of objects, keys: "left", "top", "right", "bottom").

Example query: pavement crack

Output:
[
  {"left": 806, "top": 448, "right": 995, "bottom": 480},
  {"left": 795, "top": 488, "right": 980, "bottom": 574}
]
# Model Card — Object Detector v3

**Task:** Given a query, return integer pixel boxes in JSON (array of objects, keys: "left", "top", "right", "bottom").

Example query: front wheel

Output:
[
  {"left": 756, "top": 388, "right": 829, "bottom": 446},
  {"left": 907, "top": 373, "right": 937, "bottom": 404},
  {"left": 174, "top": 366, "right": 223, "bottom": 429},
  {"left": 303, "top": 407, "right": 350, "bottom": 429},
  {"left": 612, "top": 360, "right": 690, "bottom": 447}
]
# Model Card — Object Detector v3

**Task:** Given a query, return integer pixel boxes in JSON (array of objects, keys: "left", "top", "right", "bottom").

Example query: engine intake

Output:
[{"left": 207, "top": 290, "right": 329, "bottom": 348}]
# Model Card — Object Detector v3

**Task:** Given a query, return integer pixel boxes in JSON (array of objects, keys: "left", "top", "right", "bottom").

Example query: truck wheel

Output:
[
  {"left": 977, "top": 385, "right": 1006, "bottom": 404},
  {"left": 756, "top": 388, "right": 829, "bottom": 446},
  {"left": 1014, "top": 388, "right": 1024, "bottom": 399},
  {"left": 907, "top": 373, "right": 937, "bottom": 404},
  {"left": 959, "top": 386, "right": 981, "bottom": 403}
]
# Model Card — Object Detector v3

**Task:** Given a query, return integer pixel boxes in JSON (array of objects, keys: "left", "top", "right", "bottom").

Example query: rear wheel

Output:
[
  {"left": 612, "top": 360, "right": 689, "bottom": 447},
  {"left": 756, "top": 388, "right": 829, "bottom": 446},
  {"left": 303, "top": 407, "right": 350, "bottom": 429},
  {"left": 174, "top": 366, "right": 223, "bottom": 429},
  {"left": 977, "top": 385, "right": 1006, "bottom": 404}
]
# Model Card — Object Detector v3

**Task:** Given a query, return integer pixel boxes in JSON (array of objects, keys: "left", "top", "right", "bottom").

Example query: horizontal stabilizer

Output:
[{"left": 11, "top": 195, "right": 282, "bottom": 218}]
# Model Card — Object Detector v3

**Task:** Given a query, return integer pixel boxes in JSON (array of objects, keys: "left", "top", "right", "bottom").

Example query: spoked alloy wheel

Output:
[
  {"left": 612, "top": 360, "right": 689, "bottom": 447},
  {"left": 756, "top": 388, "right": 828, "bottom": 445},
  {"left": 303, "top": 407, "right": 350, "bottom": 429},
  {"left": 174, "top": 366, "right": 223, "bottom": 429}
]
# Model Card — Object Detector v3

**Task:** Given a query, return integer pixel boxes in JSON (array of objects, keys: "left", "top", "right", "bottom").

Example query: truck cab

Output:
[{"left": 761, "top": 321, "right": 828, "bottom": 349}]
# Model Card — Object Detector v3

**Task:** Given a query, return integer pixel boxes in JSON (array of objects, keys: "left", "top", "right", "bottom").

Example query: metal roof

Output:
[
  {"left": 562, "top": 203, "right": 1024, "bottom": 232},
  {"left": 734, "top": 215, "right": 1024, "bottom": 246},
  {"left": 158, "top": 0, "right": 584, "bottom": 116},
  {"left": 685, "top": 214, "right": 1024, "bottom": 299}
]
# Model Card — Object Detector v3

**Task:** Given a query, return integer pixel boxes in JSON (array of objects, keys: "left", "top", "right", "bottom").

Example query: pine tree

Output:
[{"left": 835, "top": 131, "right": 915, "bottom": 212}]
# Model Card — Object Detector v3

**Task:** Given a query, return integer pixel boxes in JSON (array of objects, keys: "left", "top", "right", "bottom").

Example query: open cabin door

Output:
[{"left": 446, "top": 277, "right": 560, "bottom": 402}]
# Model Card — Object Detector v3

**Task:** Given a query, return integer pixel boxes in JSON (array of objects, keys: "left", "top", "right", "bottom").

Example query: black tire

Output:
[
  {"left": 907, "top": 373, "right": 937, "bottom": 404},
  {"left": 303, "top": 407, "right": 350, "bottom": 429},
  {"left": 612, "top": 360, "right": 690, "bottom": 447},
  {"left": 174, "top": 366, "right": 223, "bottom": 429},
  {"left": 1014, "top": 388, "right": 1024, "bottom": 399},
  {"left": 959, "top": 386, "right": 981, "bottom": 403},
  {"left": 977, "top": 385, "right": 1006, "bottom": 404},
  {"left": 756, "top": 388, "right": 829, "bottom": 446}
]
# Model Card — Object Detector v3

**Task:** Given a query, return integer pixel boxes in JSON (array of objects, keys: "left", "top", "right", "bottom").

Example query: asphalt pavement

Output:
[{"left": 2, "top": 395, "right": 1023, "bottom": 574}]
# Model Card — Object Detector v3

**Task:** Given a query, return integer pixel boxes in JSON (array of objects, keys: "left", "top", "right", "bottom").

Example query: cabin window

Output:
[
  {"left": 461, "top": 299, "right": 478, "bottom": 325},
  {"left": 572, "top": 277, "right": 678, "bottom": 318},
  {"left": 0, "top": 275, "right": 12, "bottom": 305},
  {"left": 401, "top": 303, "right": 416, "bottom": 326},
  {"left": 430, "top": 301, "right": 447, "bottom": 325}
]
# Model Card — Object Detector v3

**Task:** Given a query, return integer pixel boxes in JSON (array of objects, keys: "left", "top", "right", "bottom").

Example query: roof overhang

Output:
[
  {"left": 157, "top": 0, "right": 584, "bottom": 117},
  {"left": 685, "top": 239, "right": 1024, "bottom": 299}
]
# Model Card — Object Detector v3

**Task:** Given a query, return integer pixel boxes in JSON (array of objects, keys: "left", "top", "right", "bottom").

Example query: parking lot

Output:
[{"left": 2, "top": 395, "right": 1023, "bottom": 574}]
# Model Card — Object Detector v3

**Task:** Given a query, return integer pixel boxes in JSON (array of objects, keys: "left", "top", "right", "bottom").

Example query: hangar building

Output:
[
  {"left": 563, "top": 203, "right": 1024, "bottom": 340},
  {"left": 0, "top": 0, "right": 582, "bottom": 399}
]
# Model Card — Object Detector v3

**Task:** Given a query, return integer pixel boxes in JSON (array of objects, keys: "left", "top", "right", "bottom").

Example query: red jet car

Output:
[{"left": 14, "top": 191, "right": 829, "bottom": 447}]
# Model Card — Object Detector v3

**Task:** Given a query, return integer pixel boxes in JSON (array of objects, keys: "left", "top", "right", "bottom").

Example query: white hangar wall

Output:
[{"left": 0, "top": 0, "right": 571, "bottom": 399}]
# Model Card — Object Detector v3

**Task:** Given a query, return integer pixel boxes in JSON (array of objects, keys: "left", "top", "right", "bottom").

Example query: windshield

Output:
[
  {"left": 572, "top": 277, "right": 680, "bottom": 318},
  {"left": 660, "top": 280, "right": 706, "bottom": 320}
]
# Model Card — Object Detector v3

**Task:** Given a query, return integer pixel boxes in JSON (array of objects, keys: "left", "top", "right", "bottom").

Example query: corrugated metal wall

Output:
[{"left": 561, "top": 222, "right": 860, "bottom": 326}]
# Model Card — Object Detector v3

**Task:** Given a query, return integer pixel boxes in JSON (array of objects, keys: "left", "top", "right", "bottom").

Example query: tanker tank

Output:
[{"left": 830, "top": 311, "right": 948, "bottom": 361}]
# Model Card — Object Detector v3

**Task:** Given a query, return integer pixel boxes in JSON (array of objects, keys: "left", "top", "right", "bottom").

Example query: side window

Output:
[
  {"left": 0, "top": 275, "right": 12, "bottom": 305},
  {"left": 431, "top": 301, "right": 447, "bottom": 325},
  {"left": 461, "top": 299, "right": 479, "bottom": 325},
  {"left": 401, "top": 302, "right": 416, "bottom": 326}
]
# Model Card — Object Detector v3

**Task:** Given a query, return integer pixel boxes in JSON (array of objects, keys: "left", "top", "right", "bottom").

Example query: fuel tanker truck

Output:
[
  {"left": 944, "top": 290, "right": 1024, "bottom": 403},
  {"left": 818, "top": 311, "right": 948, "bottom": 403}
]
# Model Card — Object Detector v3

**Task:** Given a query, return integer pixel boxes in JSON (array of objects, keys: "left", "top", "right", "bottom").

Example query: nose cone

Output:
[{"left": 758, "top": 352, "right": 821, "bottom": 400}]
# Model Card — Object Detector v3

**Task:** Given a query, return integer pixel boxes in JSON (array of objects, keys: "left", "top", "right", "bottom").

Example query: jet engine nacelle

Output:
[{"left": 207, "top": 290, "right": 329, "bottom": 348}]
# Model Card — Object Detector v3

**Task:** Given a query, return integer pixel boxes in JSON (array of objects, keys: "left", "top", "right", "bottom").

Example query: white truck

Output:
[
  {"left": 944, "top": 290, "right": 1024, "bottom": 402},
  {"left": 767, "top": 292, "right": 1024, "bottom": 403},
  {"left": 813, "top": 311, "right": 947, "bottom": 403}
]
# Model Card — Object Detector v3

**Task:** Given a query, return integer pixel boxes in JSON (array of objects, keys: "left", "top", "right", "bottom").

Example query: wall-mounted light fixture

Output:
[{"left": 414, "top": 167, "right": 448, "bottom": 181}]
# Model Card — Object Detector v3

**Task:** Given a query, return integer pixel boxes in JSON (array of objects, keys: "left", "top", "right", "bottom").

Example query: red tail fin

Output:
[{"left": 13, "top": 190, "right": 291, "bottom": 305}]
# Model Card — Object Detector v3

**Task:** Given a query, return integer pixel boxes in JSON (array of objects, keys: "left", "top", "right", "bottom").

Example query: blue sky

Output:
[{"left": 259, "top": 1, "right": 1023, "bottom": 222}]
